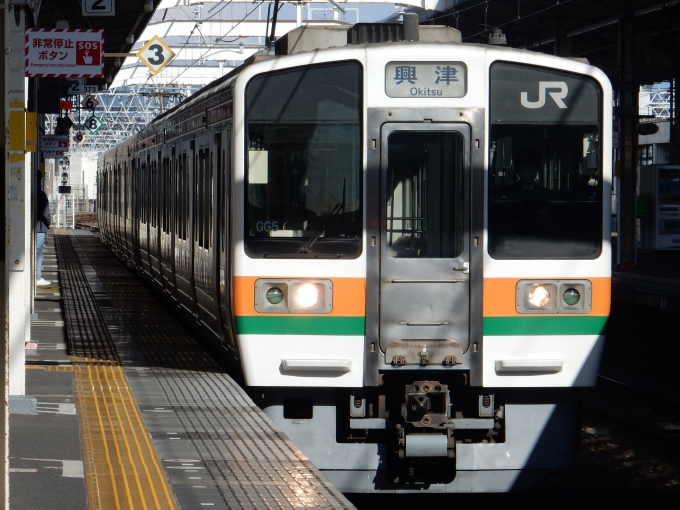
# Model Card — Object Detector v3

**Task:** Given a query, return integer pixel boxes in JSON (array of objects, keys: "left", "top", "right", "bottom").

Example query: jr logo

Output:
[{"left": 520, "top": 81, "right": 569, "bottom": 109}]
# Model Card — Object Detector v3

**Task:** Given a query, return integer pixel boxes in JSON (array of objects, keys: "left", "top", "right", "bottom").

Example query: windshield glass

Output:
[
  {"left": 245, "top": 62, "right": 362, "bottom": 258},
  {"left": 488, "top": 62, "right": 603, "bottom": 259}
]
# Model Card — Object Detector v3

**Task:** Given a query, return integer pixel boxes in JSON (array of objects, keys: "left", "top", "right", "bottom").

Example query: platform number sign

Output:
[
  {"left": 84, "top": 115, "right": 104, "bottom": 134},
  {"left": 82, "top": 94, "right": 99, "bottom": 111},
  {"left": 83, "top": 0, "right": 115, "bottom": 16},
  {"left": 137, "top": 35, "right": 176, "bottom": 75},
  {"left": 67, "top": 78, "right": 84, "bottom": 95}
]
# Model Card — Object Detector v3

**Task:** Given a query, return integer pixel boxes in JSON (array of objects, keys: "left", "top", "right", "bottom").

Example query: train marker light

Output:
[
  {"left": 562, "top": 288, "right": 580, "bottom": 306},
  {"left": 266, "top": 287, "right": 284, "bottom": 305}
]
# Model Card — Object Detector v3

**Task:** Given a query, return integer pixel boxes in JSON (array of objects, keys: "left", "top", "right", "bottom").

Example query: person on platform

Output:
[{"left": 36, "top": 172, "right": 51, "bottom": 286}]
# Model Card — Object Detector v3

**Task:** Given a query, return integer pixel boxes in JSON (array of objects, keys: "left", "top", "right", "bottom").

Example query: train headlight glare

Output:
[
  {"left": 527, "top": 285, "right": 551, "bottom": 308},
  {"left": 266, "top": 287, "right": 284, "bottom": 305},
  {"left": 294, "top": 284, "right": 319, "bottom": 308},
  {"left": 563, "top": 288, "right": 580, "bottom": 306}
]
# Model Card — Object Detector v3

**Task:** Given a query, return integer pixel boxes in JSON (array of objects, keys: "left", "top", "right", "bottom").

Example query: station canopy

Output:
[
  {"left": 36, "top": 0, "right": 161, "bottom": 87},
  {"left": 422, "top": 0, "right": 680, "bottom": 85}
]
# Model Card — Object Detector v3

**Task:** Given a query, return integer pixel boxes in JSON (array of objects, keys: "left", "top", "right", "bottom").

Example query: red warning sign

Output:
[{"left": 25, "top": 29, "right": 104, "bottom": 78}]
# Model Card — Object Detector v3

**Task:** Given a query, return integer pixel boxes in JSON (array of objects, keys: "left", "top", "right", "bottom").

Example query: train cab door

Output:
[{"left": 378, "top": 123, "right": 471, "bottom": 361}]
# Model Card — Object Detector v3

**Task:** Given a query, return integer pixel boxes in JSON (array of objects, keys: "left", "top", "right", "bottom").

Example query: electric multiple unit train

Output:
[{"left": 98, "top": 22, "right": 612, "bottom": 493}]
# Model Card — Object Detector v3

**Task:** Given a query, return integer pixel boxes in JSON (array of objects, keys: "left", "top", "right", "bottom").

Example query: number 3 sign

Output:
[{"left": 137, "top": 36, "right": 176, "bottom": 75}]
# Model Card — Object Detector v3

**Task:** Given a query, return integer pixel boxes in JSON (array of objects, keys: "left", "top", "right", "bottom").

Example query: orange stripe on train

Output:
[
  {"left": 483, "top": 277, "right": 611, "bottom": 317},
  {"left": 234, "top": 276, "right": 366, "bottom": 317}
]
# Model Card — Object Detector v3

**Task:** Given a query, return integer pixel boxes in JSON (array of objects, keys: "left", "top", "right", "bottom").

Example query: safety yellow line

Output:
[
  {"left": 72, "top": 359, "right": 178, "bottom": 510},
  {"left": 112, "top": 363, "right": 175, "bottom": 509},
  {"left": 84, "top": 363, "right": 124, "bottom": 509}
]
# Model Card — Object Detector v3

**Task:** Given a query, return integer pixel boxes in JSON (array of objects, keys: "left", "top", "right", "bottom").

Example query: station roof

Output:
[
  {"left": 33, "top": 1, "right": 680, "bottom": 89},
  {"left": 429, "top": 0, "right": 680, "bottom": 86},
  {"left": 36, "top": 0, "right": 162, "bottom": 87}
]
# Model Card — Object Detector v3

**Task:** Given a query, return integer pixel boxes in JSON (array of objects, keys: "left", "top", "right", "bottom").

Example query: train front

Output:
[{"left": 232, "top": 43, "right": 611, "bottom": 492}]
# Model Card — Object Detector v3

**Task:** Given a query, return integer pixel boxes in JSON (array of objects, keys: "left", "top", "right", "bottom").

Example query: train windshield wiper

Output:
[{"left": 300, "top": 180, "right": 345, "bottom": 254}]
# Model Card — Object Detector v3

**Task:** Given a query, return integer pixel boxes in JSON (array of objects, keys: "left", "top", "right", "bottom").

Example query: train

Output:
[{"left": 98, "top": 20, "right": 612, "bottom": 493}]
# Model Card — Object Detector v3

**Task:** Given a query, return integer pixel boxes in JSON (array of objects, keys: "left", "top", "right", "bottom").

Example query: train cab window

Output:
[
  {"left": 245, "top": 61, "right": 362, "bottom": 258},
  {"left": 488, "top": 62, "right": 603, "bottom": 259}
]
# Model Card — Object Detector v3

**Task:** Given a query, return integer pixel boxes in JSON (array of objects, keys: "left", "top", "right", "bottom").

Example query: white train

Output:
[{"left": 98, "top": 21, "right": 612, "bottom": 492}]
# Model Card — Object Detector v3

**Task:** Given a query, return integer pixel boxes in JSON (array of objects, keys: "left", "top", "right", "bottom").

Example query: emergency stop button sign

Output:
[{"left": 25, "top": 29, "right": 104, "bottom": 78}]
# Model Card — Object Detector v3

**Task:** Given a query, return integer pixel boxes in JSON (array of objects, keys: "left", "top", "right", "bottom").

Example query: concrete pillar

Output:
[
  {"left": 7, "top": 7, "right": 28, "bottom": 398},
  {"left": 617, "top": 3, "right": 638, "bottom": 268}
]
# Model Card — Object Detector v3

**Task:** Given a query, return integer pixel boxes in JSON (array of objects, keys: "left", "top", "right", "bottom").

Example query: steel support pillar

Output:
[
  {"left": 554, "top": 28, "right": 572, "bottom": 58},
  {"left": 617, "top": 3, "right": 638, "bottom": 268}
]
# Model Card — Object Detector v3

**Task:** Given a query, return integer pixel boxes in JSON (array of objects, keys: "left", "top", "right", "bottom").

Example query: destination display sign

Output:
[{"left": 385, "top": 62, "right": 467, "bottom": 98}]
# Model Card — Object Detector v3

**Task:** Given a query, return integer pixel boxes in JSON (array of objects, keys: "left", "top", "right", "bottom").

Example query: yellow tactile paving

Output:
[
  {"left": 72, "top": 359, "right": 178, "bottom": 510},
  {"left": 26, "top": 365, "right": 79, "bottom": 371}
]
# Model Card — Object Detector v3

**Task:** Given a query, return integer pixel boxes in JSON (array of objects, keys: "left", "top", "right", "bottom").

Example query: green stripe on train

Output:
[
  {"left": 483, "top": 316, "right": 608, "bottom": 336},
  {"left": 235, "top": 316, "right": 366, "bottom": 335}
]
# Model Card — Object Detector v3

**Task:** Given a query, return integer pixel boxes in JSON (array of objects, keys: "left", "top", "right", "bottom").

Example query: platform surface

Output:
[{"left": 10, "top": 231, "right": 355, "bottom": 510}]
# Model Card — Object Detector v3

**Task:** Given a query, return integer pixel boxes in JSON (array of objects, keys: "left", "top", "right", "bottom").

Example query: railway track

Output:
[{"left": 582, "top": 368, "right": 680, "bottom": 458}]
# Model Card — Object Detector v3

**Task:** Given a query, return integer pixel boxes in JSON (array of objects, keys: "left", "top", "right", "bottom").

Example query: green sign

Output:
[{"left": 84, "top": 115, "right": 103, "bottom": 134}]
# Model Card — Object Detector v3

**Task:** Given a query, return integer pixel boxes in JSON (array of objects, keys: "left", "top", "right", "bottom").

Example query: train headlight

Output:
[
  {"left": 291, "top": 282, "right": 331, "bottom": 313},
  {"left": 516, "top": 282, "right": 557, "bottom": 312},
  {"left": 562, "top": 288, "right": 580, "bottom": 306},
  {"left": 293, "top": 283, "right": 319, "bottom": 308},
  {"left": 527, "top": 285, "right": 551, "bottom": 308},
  {"left": 266, "top": 287, "right": 284, "bottom": 304},
  {"left": 255, "top": 279, "right": 333, "bottom": 313}
]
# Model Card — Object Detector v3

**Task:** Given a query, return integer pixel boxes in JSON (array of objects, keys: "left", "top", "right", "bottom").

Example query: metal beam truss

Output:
[
  {"left": 44, "top": 2, "right": 398, "bottom": 158},
  {"left": 640, "top": 83, "right": 672, "bottom": 120},
  {"left": 45, "top": 84, "right": 203, "bottom": 157}
]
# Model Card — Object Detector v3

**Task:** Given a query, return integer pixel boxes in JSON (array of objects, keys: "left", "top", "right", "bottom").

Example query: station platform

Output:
[
  {"left": 10, "top": 230, "right": 355, "bottom": 510},
  {"left": 612, "top": 250, "right": 680, "bottom": 311}
]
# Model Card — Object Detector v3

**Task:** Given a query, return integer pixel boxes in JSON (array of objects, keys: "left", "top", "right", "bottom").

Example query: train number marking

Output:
[{"left": 256, "top": 221, "right": 279, "bottom": 232}]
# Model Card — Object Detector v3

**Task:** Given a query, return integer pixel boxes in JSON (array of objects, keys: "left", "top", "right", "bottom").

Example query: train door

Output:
[
  {"left": 379, "top": 123, "right": 471, "bottom": 357},
  {"left": 214, "top": 131, "right": 234, "bottom": 349},
  {"left": 132, "top": 157, "right": 142, "bottom": 268}
]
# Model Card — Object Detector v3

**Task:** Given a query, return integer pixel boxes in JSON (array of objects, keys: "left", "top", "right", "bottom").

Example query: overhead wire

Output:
[
  {"left": 135, "top": 0, "right": 238, "bottom": 91},
  {"left": 155, "top": 1, "right": 266, "bottom": 93},
  {"left": 460, "top": 0, "right": 575, "bottom": 41},
  {"left": 424, "top": 0, "right": 574, "bottom": 42}
]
